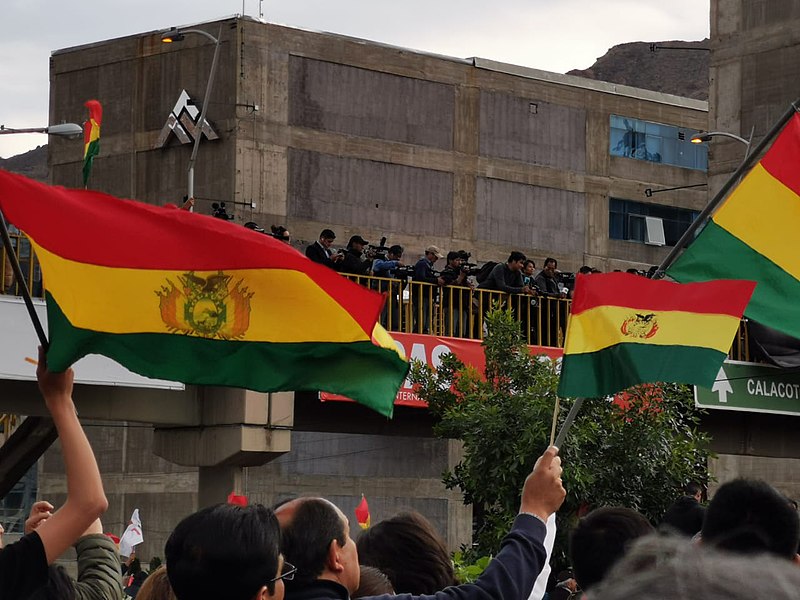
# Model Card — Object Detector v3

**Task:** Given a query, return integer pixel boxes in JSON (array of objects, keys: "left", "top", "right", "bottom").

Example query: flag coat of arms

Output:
[
  {"left": 558, "top": 272, "right": 755, "bottom": 398},
  {"left": 0, "top": 171, "right": 408, "bottom": 417}
]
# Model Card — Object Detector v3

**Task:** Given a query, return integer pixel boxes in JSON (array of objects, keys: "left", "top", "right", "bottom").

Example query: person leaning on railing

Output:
[
  {"left": 371, "top": 245, "right": 405, "bottom": 330},
  {"left": 440, "top": 251, "right": 474, "bottom": 338}
]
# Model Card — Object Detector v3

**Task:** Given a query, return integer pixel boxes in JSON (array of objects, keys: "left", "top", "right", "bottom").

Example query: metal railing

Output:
[{"left": 0, "top": 237, "right": 752, "bottom": 361}]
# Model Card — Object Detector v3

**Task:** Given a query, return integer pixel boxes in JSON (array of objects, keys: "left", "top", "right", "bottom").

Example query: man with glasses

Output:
[
  {"left": 276, "top": 446, "right": 565, "bottom": 600},
  {"left": 166, "top": 503, "right": 295, "bottom": 600}
]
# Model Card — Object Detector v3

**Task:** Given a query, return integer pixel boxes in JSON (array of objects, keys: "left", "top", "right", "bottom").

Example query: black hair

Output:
[
  {"left": 508, "top": 251, "right": 526, "bottom": 263},
  {"left": 356, "top": 511, "right": 458, "bottom": 594},
  {"left": 569, "top": 506, "right": 654, "bottom": 590},
  {"left": 524, "top": 259, "right": 536, "bottom": 269},
  {"left": 165, "top": 503, "right": 281, "bottom": 600},
  {"left": 389, "top": 245, "right": 403, "bottom": 256},
  {"left": 684, "top": 481, "right": 703, "bottom": 497},
  {"left": 578, "top": 265, "right": 593, "bottom": 274},
  {"left": 320, "top": 229, "right": 336, "bottom": 240},
  {"left": 446, "top": 251, "right": 460, "bottom": 262},
  {"left": 544, "top": 257, "right": 558, "bottom": 268},
  {"left": 281, "top": 499, "right": 347, "bottom": 585},
  {"left": 702, "top": 478, "right": 800, "bottom": 559},
  {"left": 354, "top": 566, "right": 395, "bottom": 597}
]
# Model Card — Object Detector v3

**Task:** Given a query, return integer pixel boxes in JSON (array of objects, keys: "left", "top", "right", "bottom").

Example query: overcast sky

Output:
[{"left": 0, "top": 0, "right": 709, "bottom": 159}]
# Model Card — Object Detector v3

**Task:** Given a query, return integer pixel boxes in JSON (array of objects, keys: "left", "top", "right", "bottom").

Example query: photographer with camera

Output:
[
  {"left": 339, "top": 235, "right": 373, "bottom": 277},
  {"left": 372, "top": 244, "right": 406, "bottom": 330},
  {"left": 412, "top": 245, "right": 445, "bottom": 334},
  {"left": 440, "top": 251, "right": 474, "bottom": 338},
  {"left": 535, "top": 257, "right": 567, "bottom": 347}
]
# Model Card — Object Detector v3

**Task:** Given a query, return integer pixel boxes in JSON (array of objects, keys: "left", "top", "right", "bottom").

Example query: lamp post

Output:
[
  {"left": 162, "top": 26, "right": 222, "bottom": 207},
  {"left": 0, "top": 123, "right": 83, "bottom": 138},
  {"left": 691, "top": 128, "right": 753, "bottom": 162}
]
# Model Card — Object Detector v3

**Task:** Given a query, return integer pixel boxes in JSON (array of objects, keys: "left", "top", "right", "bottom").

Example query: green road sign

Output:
[{"left": 695, "top": 360, "right": 800, "bottom": 416}]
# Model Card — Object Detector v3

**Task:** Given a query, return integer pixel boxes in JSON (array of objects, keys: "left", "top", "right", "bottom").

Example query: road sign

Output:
[{"left": 695, "top": 360, "right": 800, "bottom": 416}]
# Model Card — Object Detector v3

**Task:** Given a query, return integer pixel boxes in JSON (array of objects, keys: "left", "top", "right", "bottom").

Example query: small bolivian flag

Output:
[
  {"left": 355, "top": 495, "right": 370, "bottom": 530},
  {"left": 557, "top": 272, "right": 755, "bottom": 398},
  {"left": 82, "top": 100, "right": 102, "bottom": 187},
  {"left": 0, "top": 171, "right": 408, "bottom": 417}
]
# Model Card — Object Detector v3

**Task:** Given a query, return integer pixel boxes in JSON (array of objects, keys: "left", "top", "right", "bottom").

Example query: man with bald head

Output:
[{"left": 275, "top": 446, "right": 566, "bottom": 600}]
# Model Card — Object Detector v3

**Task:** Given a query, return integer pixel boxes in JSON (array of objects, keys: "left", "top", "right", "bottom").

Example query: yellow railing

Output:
[
  {"left": 1, "top": 229, "right": 44, "bottom": 298},
  {"left": 0, "top": 414, "right": 19, "bottom": 445},
  {"left": 343, "top": 272, "right": 753, "bottom": 361},
  {"left": 0, "top": 236, "right": 752, "bottom": 361}
]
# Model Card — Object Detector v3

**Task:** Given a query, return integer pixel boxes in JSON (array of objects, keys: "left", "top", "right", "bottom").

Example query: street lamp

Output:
[
  {"left": 161, "top": 26, "right": 222, "bottom": 207},
  {"left": 0, "top": 123, "right": 83, "bottom": 139},
  {"left": 690, "top": 131, "right": 751, "bottom": 148}
]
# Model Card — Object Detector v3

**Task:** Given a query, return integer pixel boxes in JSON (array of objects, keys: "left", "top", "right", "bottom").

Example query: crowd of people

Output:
[{"left": 2, "top": 354, "right": 800, "bottom": 600}]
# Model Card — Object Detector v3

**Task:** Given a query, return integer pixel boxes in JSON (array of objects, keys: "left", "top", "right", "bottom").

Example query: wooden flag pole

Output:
[{"left": 0, "top": 209, "right": 49, "bottom": 349}]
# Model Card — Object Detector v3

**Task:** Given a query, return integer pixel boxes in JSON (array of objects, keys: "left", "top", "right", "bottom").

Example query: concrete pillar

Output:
[{"left": 198, "top": 464, "right": 244, "bottom": 507}]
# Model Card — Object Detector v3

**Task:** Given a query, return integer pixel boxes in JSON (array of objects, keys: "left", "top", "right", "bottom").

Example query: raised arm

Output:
[{"left": 34, "top": 347, "right": 108, "bottom": 563}]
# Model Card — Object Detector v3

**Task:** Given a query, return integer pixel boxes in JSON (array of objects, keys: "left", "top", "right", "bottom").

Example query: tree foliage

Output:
[{"left": 409, "top": 308, "right": 712, "bottom": 566}]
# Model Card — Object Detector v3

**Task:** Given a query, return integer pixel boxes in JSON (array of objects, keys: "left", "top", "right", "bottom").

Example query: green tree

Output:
[{"left": 409, "top": 308, "right": 711, "bottom": 566}]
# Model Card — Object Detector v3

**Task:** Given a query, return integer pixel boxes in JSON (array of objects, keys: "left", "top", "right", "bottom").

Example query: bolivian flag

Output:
[
  {"left": 355, "top": 495, "right": 370, "bottom": 529},
  {"left": 557, "top": 272, "right": 755, "bottom": 398},
  {"left": 668, "top": 112, "right": 800, "bottom": 339},
  {"left": 0, "top": 171, "right": 408, "bottom": 417},
  {"left": 83, "top": 100, "right": 102, "bottom": 187}
]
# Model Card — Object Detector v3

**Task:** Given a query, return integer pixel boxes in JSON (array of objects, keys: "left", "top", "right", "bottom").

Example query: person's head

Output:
[
  {"left": 685, "top": 481, "right": 703, "bottom": 501},
  {"left": 388, "top": 245, "right": 403, "bottom": 260},
  {"left": 165, "top": 503, "right": 285, "bottom": 600},
  {"left": 271, "top": 225, "right": 291, "bottom": 244},
  {"left": 319, "top": 229, "right": 336, "bottom": 248},
  {"left": 354, "top": 566, "right": 395, "bottom": 597},
  {"left": 569, "top": 506, "right": 654, "bottom": 591},
  {"left": 137, "top": 566, "right": 177, "bottom": 600},
  {"left": 28, "top": 566, "right": 75, "bottom": 600},
  {"left": 701, "top": 478, "right": 800, "bottom": 560},
  {"left": 446, "top": 251, "right": 461, "bottom": 268},
  {"left": 507, "top": 251, "right": 526, "bottom": 271},
  {"left": 424, "top": 245, "right": 443, "bottom": 263},
  {"left": 275, "top": 498, "right": 360, "bottom": 594},
  {"left": 590, "top": 534, "right": 800, "bottom": 600},
  {"left": 348, "top": 235, "right": 368, "bottom": 252},
  {"left": 128, "top": 557, "right": 142, "bottom": 574},
  {"left": 356, "top": 511, "right": 458, "bottom": 595},
  {"left": 578, "top": 265, "right": 593, "bottom": 275},
  {"left": 523, "top": 259, "right": 536, "bottom": 277},
  {"left": 542, "top": 257, "right": 558, "bottom": 278}
]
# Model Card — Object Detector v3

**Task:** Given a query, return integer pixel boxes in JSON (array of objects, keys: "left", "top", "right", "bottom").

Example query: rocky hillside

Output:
[
  {"left": 0, "top": 145, "right": 48, "bottom": 182},
  {"left": 568, "top": 40, "right": 709, "bottom": 100}
]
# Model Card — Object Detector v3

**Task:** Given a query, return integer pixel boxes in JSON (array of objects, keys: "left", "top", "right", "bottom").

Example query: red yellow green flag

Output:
[
  {"left": 667, "top": 112, "right": 800, "bottom": 338},
  {"left": 355, "top": 495, "right": 370, "bottom": 529},
  {"left": 0, "top": 170, "right": 408, "bottom": 417},
  {"left": 82, "top": 100, "right": 102, "bottom": 187},
  {"left": 557, "top": 272, "right": 755, "bottom": 398}
]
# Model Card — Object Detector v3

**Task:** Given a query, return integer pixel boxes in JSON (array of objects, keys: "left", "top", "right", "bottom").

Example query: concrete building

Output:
[
  {"left": 702, "top": 0, "right": 800, "bottom": 496},
  {"left": 9, "top": 15, "right": 716, "bottom": 558}
]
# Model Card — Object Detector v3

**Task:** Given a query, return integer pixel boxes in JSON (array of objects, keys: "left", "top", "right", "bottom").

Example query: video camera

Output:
[
  {"left": 243, "top": 222, "right": 291, "bottom": 242},
  {"left": 366, "top": 236, "right": 390, "bottom": 260},
  {"left": 212, "top": 202, "right": 234, "bottom": 220}
]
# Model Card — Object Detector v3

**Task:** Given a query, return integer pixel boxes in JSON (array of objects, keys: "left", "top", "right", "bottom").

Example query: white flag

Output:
[{"left": 119, "top": 508, "right": 144, "bottom": 557}]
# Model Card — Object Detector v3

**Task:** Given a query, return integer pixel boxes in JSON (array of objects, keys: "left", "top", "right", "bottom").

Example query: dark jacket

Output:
[
  {"left": 339, "top": 248, "right": 372, "bottom": 275},
  {"left": 660, "top": 496, "right": 705, "bottom": 537},
  {"left": 305, "top": 241, "right": 338, "bottom": 269},
  {"left": 285, "top": 514, "right": 547, "bottom": 600},
  {"left": 479, "top": 263, "right": 525, "bottom": 294}
]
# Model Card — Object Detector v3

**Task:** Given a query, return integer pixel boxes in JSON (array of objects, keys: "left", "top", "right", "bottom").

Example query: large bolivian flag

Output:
[
  {"left": 0, "top": 171, "right": 408, "bottom": 417},
  {"left": 667, "top": 112, "right": 800, "bottom": 339},
  {"left": 557, "top": 272, "right": 755, "bottom": 398}
]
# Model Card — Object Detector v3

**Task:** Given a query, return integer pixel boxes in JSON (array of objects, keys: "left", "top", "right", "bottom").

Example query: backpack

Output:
[{"left": 475, "top": 261, "right": 499, "bottom": 285}]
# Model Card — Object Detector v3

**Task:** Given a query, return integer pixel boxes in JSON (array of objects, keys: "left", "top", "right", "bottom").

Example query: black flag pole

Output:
[
  {"left": 0, "top": 208, "right": 49, "bottom": 350},
  {"left": 552, "top": 98, "right": 800, "bottom": 450}
]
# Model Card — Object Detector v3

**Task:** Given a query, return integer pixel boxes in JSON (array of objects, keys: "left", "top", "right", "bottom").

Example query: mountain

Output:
[
  {"left": 568, "top": 40, "right": 709, "bottom": 100},
  {"left": 0, "top": 145, "right": 48, "bottom": 182},
  {"left": 0, "top": 40, "right": 710, "bottom": 172}
]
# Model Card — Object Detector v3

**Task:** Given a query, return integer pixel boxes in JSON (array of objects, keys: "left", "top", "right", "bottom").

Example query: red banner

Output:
[{"left": 320, "top": 333, "right": 563, "bottom": 409}]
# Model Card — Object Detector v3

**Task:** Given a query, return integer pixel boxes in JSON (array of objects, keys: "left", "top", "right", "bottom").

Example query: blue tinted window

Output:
[{"left": 609, "top": 115, "right": 707, "bottom": 171}]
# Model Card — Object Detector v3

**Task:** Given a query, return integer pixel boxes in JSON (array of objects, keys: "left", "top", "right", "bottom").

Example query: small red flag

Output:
[
  {"left": 355, "top": 495, "right": 370, "bottom": 529},
  {"left": 227, "top": 492, "right": 248, "bottom": 506}
]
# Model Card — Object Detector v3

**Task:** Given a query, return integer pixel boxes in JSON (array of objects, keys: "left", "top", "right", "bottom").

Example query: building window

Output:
[
  {"left": 609, "top": 198, "right": 700, "bottom": 246},
  {"left": 609, "top": 115, "right": 708, "bottom": 171}
]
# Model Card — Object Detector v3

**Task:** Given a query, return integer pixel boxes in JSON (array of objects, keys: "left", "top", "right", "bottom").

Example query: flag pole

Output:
[
  {"left": 554, "top": 397, "right": 583, "bottom": 449},
  {"left": 0, "top": 209, "right": 49, "bottom": 350},
  {"left": 655, "top": 98, "right": 800, "bottom": 276}
]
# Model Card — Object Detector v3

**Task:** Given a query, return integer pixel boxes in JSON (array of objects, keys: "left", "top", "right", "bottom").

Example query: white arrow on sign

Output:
[{"left": 711, "top": 366, "right": 733, "bottom": 403}]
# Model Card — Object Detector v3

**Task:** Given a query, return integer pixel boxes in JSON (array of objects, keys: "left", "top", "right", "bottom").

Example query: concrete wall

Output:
[{"left": 48, "top": 16, "right": 707, "bottom": 273}]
